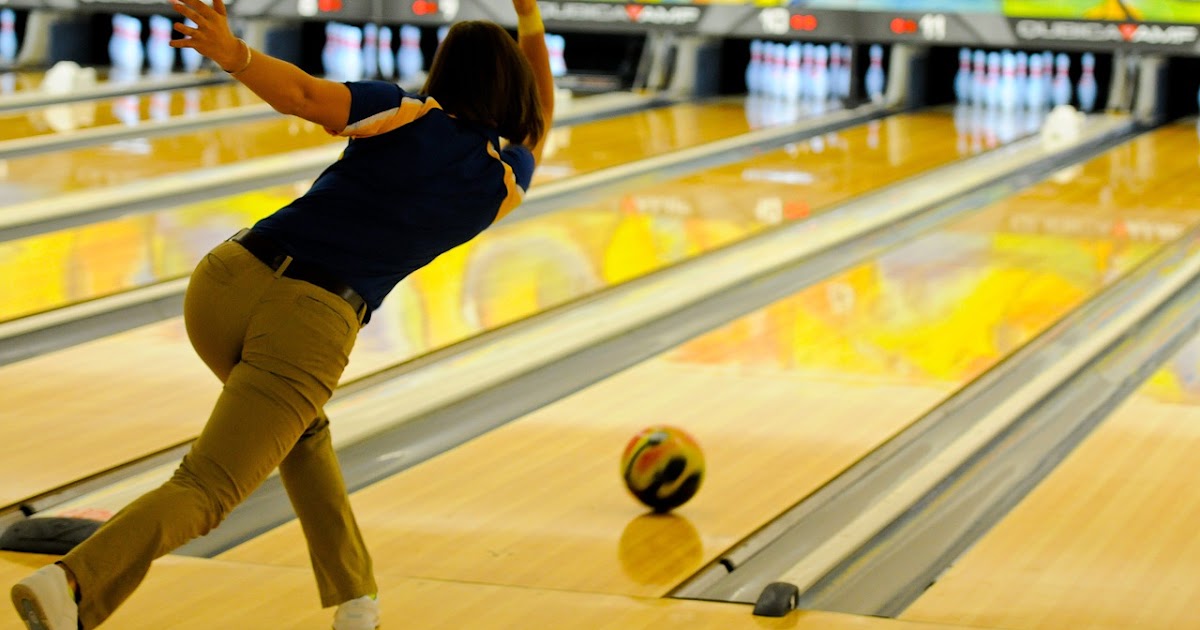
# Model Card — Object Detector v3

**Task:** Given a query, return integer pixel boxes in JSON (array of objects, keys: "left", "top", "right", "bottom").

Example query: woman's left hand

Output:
[{"left": 169, "top": 0, "right": 245, "bottom": 72}]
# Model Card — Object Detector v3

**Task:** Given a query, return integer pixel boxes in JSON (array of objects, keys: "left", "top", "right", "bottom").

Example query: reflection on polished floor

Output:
[
  {"left": 4, "top": 74, "right": 1200, "bottom": 629},
  {"left": 0, "top": 82, "right": 260, "bottom": 142}
]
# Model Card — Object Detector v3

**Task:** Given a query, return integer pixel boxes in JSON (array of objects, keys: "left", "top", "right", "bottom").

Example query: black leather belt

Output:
[{"left": 228, "top": 229, "right": 366, "bottom": 321}]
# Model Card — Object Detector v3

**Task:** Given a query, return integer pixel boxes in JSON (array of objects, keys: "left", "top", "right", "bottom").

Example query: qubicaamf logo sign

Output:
[
  {"left": 539, "top": 2, "right": 701, "bottom": 25},
  {"left": 1015, "top": 20, "right": 1199, "bottom": 45}
]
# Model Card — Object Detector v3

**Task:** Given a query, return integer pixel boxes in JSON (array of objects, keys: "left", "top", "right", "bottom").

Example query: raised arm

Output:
[
  {"left": 514, "top": 0, "right": 554, "bottom": 164},
  {"left": 169, "top": 0, "right": 351, "bottom": 132}
]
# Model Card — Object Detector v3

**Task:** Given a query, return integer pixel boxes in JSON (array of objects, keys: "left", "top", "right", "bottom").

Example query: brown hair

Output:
[{"left": 421, "top": 21, "right": 544, "bottom": 148}]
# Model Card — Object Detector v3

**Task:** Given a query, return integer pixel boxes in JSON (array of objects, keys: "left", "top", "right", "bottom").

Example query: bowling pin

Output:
[
  {"left": 0, "top": 9, "right": 17, "bottom": 67},
  {"left": 108, "top": 15, "right": 123, "bottom": 72},
  {"left": 377, "top": 26, "right": 394, "bottom": 80},
  {"left": 1052, "top": 52, "right": 1072, "bottom": 107},
  {"left": 437, "top": 25, "right": 449, "bottom": 50},
  {"left": 829, "top": 43, "right": 843, "bottom": 100},
  {"left": 550, "top": 34, "right": 567, "bottom": 78},
  {"left": 362, "top": 23, "right": 378, "bottom": 79},
  {"left": 147, "top": 15, "right": 176, "bottom": 75},
  {"left": 1015, "top": 51, "right": 1028, "bottom": 101},
  {"left": 1000, "top": 50, "right": 1017, "bottom": 111},
  {"left": 784, "top": 42, "right": 801, "bottom": 102},
  {"left": 839, "top": 44, "right": 852, "bottom": 99},
  {"left": 864, "top": 44, "right": 885, "bottom": 102},
  {"left": 763, "top": 42, "right": 780, "bottom": 99},
  {"left": 1041, "top": 51, "right": 1054, "bottom": 103},
  {"left": 1027, "top": 53, "right": 1045, "bottom": 110},
  {"left": 1077, "top": 52, "right": 1097, "bottom": 113},
  {"left": 971, "top": 49, "right": 987, "bottom": 105},
  {"left": 322, "top": 22, "right": 337, "bottom": 78},
  {"left": 812, "top": 44, "right": 829, "bottom": 103},
  {"left": 345, "top": 25, "right": 363, "bottom": 81},
  {"left": 109, "top": 15, "right": 128, "bottom": 72},
  {"left": 746, "top": 40, "right": 763, "bottom": 95},
  {"left": 398, "top": 25, "right": 424, "bottom": 82},
  {"left": 801, "top": 42, "right": 814, "bottom": 99},
  {"left": 954, "top": 47, "right": 971, "bottom": 104},
  {"left": 986, "top": 51, "right": 1001, "bottom": 108},
  {"left": 124, "top": 15, "right": 145, "bottom": 74}
]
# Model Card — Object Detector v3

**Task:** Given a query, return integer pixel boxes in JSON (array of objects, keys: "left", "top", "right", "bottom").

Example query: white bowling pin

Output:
[
  {"left": 971, "top": 49, "right": 987, "bottom": 105},
  {"left": 1041, "top": 51, "right": 1054, "bottom": 103},
  {"left": 865, "top": 44, "right": 885, "bottom": 102},
  {"left": 322, "top": 22, "right": 337, "bottom": 78},
  {"left": 1052, "top": 52, "right": 1072, "bottom": 107},
  {"left": 954, "top": 47, "right": 971, "bottom": 104},
  {"left": 801, "top": 42, "right": 814, "bottom": 99},
  {"left": 346, "top": 25, "right": 363, "bottom": 81},
  {"left": 126, "top": 16, "right": 144, "bottom": 74},
  {"left": 839, "top": 44, "right": 852, "bottom": 98},
  {"left": 1027, "top": 53, "right": 1045, "bottom": 110},
  {"left": 147, "top": 15, "right": 175, "bottom": 75},
  {"left": 1015, "top": 51, "right": 1028, "bottom": 101},
  {"left": 1000, "top": 50, "right": 1017, "bottom": 111},
  {"left": 773, "top": 43, "right": 789, "bottom": 99},
  {"left": 362, "top": 23, "right": 378, "bottom": 79},
  {"left": 108, "top": 15, "right": 126, "bottom": 72},
  {"left": 549, "top": 34, "right": 567, "bottom": 78},
  {"left": 986, "top": 51, "right": 1001, "bottom": 108},
  {"left": 398, "top": 25, "right": 424, "bottom": 82},
  {"left": 829, "top": 43, "right": 843, "bottom": 100},
  {"left": 784, "top": 42, "right": 801, "bottom": 102},
  {"left": 813, "top": 45, "right": 829, "bottom": 103},
  {"left": 762, "top": 43, "right": 779, "bottom": 99},
  {"left": 746, "top": 40, "right": 763, "bottom": 95},
  {"left": 1077, "top": 52, "right": 1097, "bottom": 112},
  {"left": 556, "top": 35, "right": 568, "bottom": 77},
  {"left": 377, "top": 26, "right": 394, "bottom": 80},
  {"left": 0, "top": 9, "right": 17, "bottom": 67}
]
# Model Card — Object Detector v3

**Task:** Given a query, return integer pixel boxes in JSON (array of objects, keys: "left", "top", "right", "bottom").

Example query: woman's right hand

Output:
[{"left": 169, "top": 0, "right": 244, "bottom": 72}]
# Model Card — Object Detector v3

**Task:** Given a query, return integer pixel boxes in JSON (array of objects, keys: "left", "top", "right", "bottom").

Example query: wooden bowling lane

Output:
[
  {"left": 0, "top": 109, "right": 1025, "bottom": 513},
  {"left": 0, "top": 553, "right": 985, "bottom": 630},
  {"left": 0, "top": 82, "right": 262, "bottom": 144},
  {"left": 899, "top": 334, "right": 1200, "bottom": 629},
  {"left": 530, "top": 99, "right": 760, "bottom": 184},
  {"left": 0, "top": 109, "right": 975, "bottom": 325},
  {"left": 218, "top": 122, "right": 1200, "bottom": 600},
  {"left": 0, "top": 97, "right": 762, "bottom": 208}
]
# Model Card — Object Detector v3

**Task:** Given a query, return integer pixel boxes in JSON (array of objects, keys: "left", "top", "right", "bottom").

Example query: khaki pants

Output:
[{"left": 61, "top": 240, "right": 376, "bottom": 629}]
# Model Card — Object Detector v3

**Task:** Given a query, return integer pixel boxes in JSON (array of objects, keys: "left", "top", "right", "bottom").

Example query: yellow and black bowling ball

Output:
[{"left": 620, "top": 425, "right": 704, "bottom": 512}]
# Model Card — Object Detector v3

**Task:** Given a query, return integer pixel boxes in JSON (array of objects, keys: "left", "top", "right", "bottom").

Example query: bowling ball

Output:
[{"left": 620, "top": 426, "right": 704, "bottom": 512}]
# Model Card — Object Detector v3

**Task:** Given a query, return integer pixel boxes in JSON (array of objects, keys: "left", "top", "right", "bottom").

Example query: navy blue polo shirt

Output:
[{"left": 253, "top": 81, "right": 535, "bottom": 323}]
